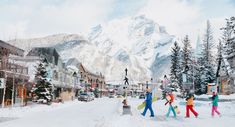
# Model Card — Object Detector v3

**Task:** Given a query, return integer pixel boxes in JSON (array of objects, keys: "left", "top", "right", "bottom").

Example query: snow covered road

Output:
[
  {"left": 0, "top": 98, "right": 121, "bottom": 127},
  {"left": 0, "top": 97, "right": 235, "bottom": 127}
]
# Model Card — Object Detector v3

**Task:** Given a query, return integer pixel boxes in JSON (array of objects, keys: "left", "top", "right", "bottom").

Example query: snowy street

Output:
[{"left": 1, "top": 97, "right": 235, "bottom": 127}]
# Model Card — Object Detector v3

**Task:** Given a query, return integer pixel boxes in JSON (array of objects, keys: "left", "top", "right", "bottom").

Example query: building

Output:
[
  {"left": 0, "top": 40, "right": 29, "bottom": 107},
  {"left": 26, "top": 47, "right": 77, "bottom": 101},
  {"left": 66, "top": 58, "right": 106, "bottom": 97},
  {"left": 217, "top": 37, "right": 235, "bottom": 94}
]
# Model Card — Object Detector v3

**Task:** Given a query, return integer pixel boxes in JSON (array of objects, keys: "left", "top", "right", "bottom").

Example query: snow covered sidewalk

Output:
[{"left": 194, "top": 94, "right": 235, "bottom": 102}]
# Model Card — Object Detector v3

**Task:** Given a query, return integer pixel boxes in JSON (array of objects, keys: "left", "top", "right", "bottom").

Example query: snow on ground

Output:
[
  {"left": 195, "top": 94, "right": 235, "bottom": 99},
  {"left": 0, "top": 97, "right": 235, "bottom": 127}
]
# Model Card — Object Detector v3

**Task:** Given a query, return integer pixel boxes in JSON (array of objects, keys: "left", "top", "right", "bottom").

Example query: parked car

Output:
[
  {"left": 139, "top": 94, "right": 145, "bottom": 99},
  {"left": 88, "top": 92, "right": 95, "bottom": 100},
  {"left": 78, "top": 93, "right": 93, "bottom": 102},
  {"left": 131, "top": 94, "right": 137, "bottom": 98},
  {"left": 109, "top": 94, "right": 115, "bottom": 98}
]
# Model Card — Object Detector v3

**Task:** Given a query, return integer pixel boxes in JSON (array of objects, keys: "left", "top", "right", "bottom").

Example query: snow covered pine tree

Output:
[
  {"left": 181, "top": 35, "right": 194, "bottom": 90},
  {"left": 170, "top": 41, "right": 182, "bottom": 90},
  {"left": 199, "top": 20, "right": 216, "bottom": 94},
  {"left": 32, "top": 60, "right": 53, "bottom": 104},
  {"left": 221, "top": 17, "right": 235, "bottom": 57}
]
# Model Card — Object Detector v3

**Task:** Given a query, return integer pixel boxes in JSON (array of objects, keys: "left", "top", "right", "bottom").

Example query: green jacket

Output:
[{"left": 212, "top": 95, "right": 218, "bottom": 106}]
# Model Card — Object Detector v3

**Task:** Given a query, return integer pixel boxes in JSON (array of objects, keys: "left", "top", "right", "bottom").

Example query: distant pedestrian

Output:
[
  {"left": 163, "top": 75, "right": 169, "bottom": 89},
  {"left": 141, "top": 88, "right": 154, "bottom": 117},
  {"left": 185, "top": 93, "right": 198, "bottom": 118},
  {"left": 210, "top": 92, "right": 221, "bottom": 117}
]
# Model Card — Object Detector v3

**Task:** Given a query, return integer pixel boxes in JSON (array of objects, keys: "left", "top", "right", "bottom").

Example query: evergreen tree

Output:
[
  {"left": 194, "top": 64, "right": 203, "bottom": 95},
  {"left": 181, "top": 35, "right": 193, "bottom": 83},
  {"left": 199, "top": 20, "right": 216, "bottom": 93},
  {"left": 32, "top": 60, "right": 53, "bottom": 104},
  {"left": 170, "top": 41, "right": 182, "bottom": 89},
  {"left": 221, "top": 17, "right": 235, "bottom": 56},
  {"left": 216, "top": 41, "right": 223, "bottom": 78},
  {"left": 202, "top": 20, "right": 215, "bottom": 63}
]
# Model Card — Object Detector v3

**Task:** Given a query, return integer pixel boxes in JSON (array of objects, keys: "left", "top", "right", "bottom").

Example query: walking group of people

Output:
[{"left": 141, "top": 89, "right": 221, "bottom": 118}]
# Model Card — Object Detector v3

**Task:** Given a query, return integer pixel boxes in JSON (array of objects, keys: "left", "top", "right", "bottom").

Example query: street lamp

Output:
[{"left": 146, "top": 81, "right": 148, "bottom": 89}]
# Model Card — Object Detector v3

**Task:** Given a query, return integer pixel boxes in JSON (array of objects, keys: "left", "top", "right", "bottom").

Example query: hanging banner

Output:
[{"left": 0, "top": 78, "right": 5, "bottom": 88}]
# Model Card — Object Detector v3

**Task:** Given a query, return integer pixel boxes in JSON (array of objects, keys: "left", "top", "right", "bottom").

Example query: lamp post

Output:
[
  {"left": 1, "top": 73, "right": 7, "bottom": 108},
  {"left": 151, "top": 78, "right": 153, "bottom": 89},
  {"left": 146, "top": 81, "right": 148, "bottom": 89}
]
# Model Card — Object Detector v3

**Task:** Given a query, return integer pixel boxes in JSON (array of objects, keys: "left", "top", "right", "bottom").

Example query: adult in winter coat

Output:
[
  {"left": 165, "top": 92, "right": 176, "bottom": 118},
  {"left": 185, "top": 93, "right": 198, "bottom": 118},
  {"left": 141, "top": 89, "right": 154, "bottom": 117},
  {"left": 162, "top": 75, "right": 169, "bottom": 89},
  {"left": 210, "top": 92, "right": 221, "bottom": 117}
]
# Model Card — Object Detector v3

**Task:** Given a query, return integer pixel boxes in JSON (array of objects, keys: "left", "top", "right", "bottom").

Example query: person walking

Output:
[
  {"left": 165, "top": 92, "right": 176, "bottom": 118},
  {"left": 210, "top": 92, "right": 221, "bottom": 117},
  {"left": 185, "top": 93, "right": 198, "bottom": 118},
  {"left": 141, "top": 88, "right": 154, "bottom": 117}
]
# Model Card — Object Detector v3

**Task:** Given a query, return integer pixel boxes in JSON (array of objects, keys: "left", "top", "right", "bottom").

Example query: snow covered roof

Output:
[
  {"left": 65, "top": 58, "right": 81, "bottom": 67},
  {"left": 208, "top": 83, "right": 216, "bottom": 86},
  {"left": 222, "top": 52, "right": 235, "bottom": 78},
  {"left": 66, "top": 65, "right": 79, "bottom": 73},
  {"left": 27, "top": 47, "right": 61, "bottom": 66},
  {"left": 0, "top": 40, "right": 24, "bottom": 56}
]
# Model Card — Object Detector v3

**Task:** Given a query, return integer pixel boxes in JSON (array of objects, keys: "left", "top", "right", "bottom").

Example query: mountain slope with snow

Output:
[
  {"left": 8, "top": 15, "right": 175, "bottom": 83},
  {"left": 87, "top": 15, "right": 175, "bottom": 82}
]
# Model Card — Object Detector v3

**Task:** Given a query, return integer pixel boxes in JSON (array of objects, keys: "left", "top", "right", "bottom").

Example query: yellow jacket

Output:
[{"left": 186, "top": 96, "right": 194, "bottom": 105}]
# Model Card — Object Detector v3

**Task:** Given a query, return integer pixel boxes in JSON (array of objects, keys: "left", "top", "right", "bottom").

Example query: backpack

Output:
[{"left": 170, "top": 94, "right": 174, "bottom": 102}]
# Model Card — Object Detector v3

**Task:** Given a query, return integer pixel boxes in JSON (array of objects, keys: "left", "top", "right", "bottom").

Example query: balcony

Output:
[{"left": 0, "top": 60, "right": 28, "bottom": 75}]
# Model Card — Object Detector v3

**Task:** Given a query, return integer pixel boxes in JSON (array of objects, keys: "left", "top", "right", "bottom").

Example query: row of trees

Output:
[{"left": 170, "top": 17, "right": 235, "bottom": 95}]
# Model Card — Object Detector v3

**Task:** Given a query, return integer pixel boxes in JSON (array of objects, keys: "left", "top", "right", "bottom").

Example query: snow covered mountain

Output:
[{"left": 8, "top": 15, "right": 175, "bottom": 83}]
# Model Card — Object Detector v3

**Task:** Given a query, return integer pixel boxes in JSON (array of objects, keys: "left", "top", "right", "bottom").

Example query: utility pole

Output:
[
  {"left": 146, "top": 81, "right": 148, "bottom": 89},
  {"left": 2, "top": 73, "right": 7, "bottom": 108},
  {"left": 124, "top": 68, "right": 129, "bottom": 98},
  {"left": 21, "top": 77, "right": 25, "bottom": 107},
  {"left": 12, "top": 72, "right": 15, "bottom": 108},
  {"left": 11, "top": 59, "right": 15, "bottom": 108}
]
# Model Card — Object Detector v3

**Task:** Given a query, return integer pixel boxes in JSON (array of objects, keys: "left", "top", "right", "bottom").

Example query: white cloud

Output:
[
  {"left": 0, "top": 0, "right": 234, "bottom": 44},
  {"left": 138, "top": 0, "right": 201, "bottom": 43},
  {"left": 0, "top": 0, "right": 114, "bottom": 41},
  {"left": 137, "top": 0, "right": 235, "bottom": 47}
]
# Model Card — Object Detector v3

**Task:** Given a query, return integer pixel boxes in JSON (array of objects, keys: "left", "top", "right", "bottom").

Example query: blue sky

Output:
[{"left": 0, "top": 0, "right": 234, "bottom": 43}]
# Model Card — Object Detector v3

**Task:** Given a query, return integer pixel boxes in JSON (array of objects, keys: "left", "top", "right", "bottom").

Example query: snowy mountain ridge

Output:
[{"left": 8, "top": 15, "right": 175, "bottom": 83}]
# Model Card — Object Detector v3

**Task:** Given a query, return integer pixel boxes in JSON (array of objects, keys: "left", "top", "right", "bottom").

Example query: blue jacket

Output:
[{"left": 145, "top": 92, "right": 152, "bottom": 105}]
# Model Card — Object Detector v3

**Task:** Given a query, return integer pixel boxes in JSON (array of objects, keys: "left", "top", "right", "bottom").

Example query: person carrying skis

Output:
[
  {"left": 141, "top": 88, "right": 154, "bottom": 117},
  {"left": 165, "top": 91, "right": 176, "bottom": 118},
  {"left": 185, "top": 93, "right": 198, "bottom": 118},
  {"left": 210, "top": 92, "right": 221, "bottom": 117}
]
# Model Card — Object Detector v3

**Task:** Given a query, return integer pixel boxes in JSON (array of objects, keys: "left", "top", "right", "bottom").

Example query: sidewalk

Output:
[{"left": 194, "top": 94, "right": 235, "bottom": 102}]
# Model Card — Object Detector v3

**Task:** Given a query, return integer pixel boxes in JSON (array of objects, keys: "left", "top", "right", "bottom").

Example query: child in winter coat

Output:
[
  {"left": 122, "top": 99, "right": 128, "bottom": 107},
  {"left": 210, "top": 92, "right": 221, "bottom": 117},
  {"left": 185, "top": 93, "right": 198, "bottom": 118},
  {"left": 165, "top": 92, "right": 176, "bottom": 118},
  {"left": 141, "top": 88, "right": 154, "bottom": 117}
]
